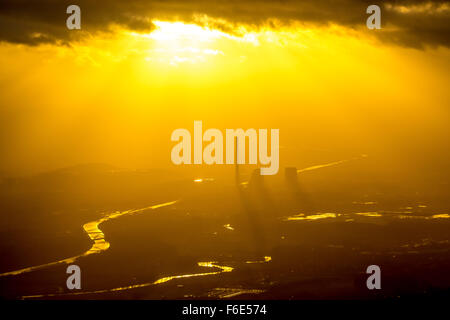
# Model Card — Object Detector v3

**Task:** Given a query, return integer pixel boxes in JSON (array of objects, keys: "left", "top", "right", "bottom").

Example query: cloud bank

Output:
[{"left": 0, "top": 0, "right": 449, "bottom": 48}]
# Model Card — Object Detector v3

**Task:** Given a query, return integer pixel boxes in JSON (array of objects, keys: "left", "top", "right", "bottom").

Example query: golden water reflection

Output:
[
  {"left": 245, "top": 256, "right": 272, "bottom": 264},
  {"left": 223, "top": 224, "right": 235, "bottom": 231},
  {"left": 283, "top": 210, "right": 450, "bottom": 222},
  {"left": 0, "top": 201, "right": 178, "bottom": 278},
  {"left": 22, "top": 261, "right": 235, "bottom": 298},
  {"left": 297, "top": 155, "right": 368, "bottom": 174},
  {"left": 22, "top": 257, "right": 273, "bottom": 299},
  {"left": 207, "top": 288, "right": 266, "bottom": 298},
  {"left": 284, "top": 213, "right": 338, "bottom": 221}
]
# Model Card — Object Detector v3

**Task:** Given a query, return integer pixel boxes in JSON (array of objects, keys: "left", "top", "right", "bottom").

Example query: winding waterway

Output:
[
  {"left": 0, "top": 201, "right": 178, "bottom": 278},
  {"left": 4, "top": 157, "right": 373, "bottom": 297}
]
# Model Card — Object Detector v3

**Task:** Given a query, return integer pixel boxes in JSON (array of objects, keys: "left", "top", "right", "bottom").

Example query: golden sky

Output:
[{"left": 0, "top": 1, "right": 449, "bottom": 176}]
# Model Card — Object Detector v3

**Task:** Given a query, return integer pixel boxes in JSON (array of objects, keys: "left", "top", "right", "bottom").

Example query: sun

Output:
[
  {"left": 148, "top": 20, "right": 228, "bottom": 42},
  {"left": 128, "top": 20, "right": 257, "bottom": 66}
]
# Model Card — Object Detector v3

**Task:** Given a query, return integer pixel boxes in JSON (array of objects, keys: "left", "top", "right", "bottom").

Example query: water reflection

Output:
[
  {"left": 193, "top": 178, "right": 215, "bottom": 183},
  {"left": 0, "top": 201, "right": 178, "bottom": 278},
  {"left": 223, "top": 224, "right": 234, "bottom": 231},
  {"left": 284, "top": 213, "right": 338, "bottom": 221},
  {"left": 22, "top": 260, "right": 234, "bottom": 298},
  {"left": 283, "top": 210, "right": 450, "bottom": 222},
  {"left": 355, "top": 212, "right": 382, "bottom": 217},
  {"left": 207, "top": 287, "right": 265, "bottom": 298},
  {"left": 245, "top": 256, "right": 272, "bottom": 264},
  {"left": 297, "top": 155, "right": 367, "bottom": 174},
  {"left": 22, "top": 257, "right": 273, "bottom": 299}
]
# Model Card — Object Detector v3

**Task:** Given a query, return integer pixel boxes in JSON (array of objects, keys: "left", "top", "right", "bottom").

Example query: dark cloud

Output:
[{"left": 0, "top": 0, "right": 448, "bottom": 48}]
